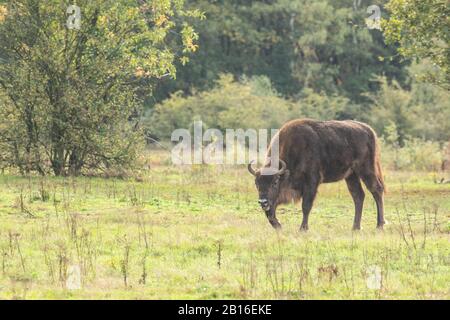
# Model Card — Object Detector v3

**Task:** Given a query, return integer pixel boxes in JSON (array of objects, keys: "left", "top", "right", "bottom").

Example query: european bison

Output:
[{"left": 248, "top": 119, "right": 386, "bottom": 231}]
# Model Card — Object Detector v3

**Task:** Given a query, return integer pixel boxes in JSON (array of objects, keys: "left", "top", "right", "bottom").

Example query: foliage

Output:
[
  {"left": 152, "top": 0, "right": 408, "bottom": 105},
  {"left": 383, "top": 0, "right": 450, "bottom": 88},
  {"left": 0, "top": 0, "right": 201, "bottom": 175},
  {"left": 0, "top": 0, "right": 448, "bottom": 176},
  {"left": 367, "top": 64, "right": 450, "bottom": 144},
  {"left": 365, "top": 77, "right": 414, "bottom": 146},
  {"left": 147, "top": 64, "right": 449, "bottom": 147},
  {"left": 293, "top": 88, "right": 351, "bottom": 121},
  {"left": 146, "top": 74, "right": 294, "bottom": 139},
  {"left": 380, "top": 122, "right": 445, "bottom": 171}
]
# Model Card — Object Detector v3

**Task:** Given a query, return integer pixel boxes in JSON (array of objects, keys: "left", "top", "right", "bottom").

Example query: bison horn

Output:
[
  {"left": 248, "top": 160, "right": 258, "bottom": 176},
  {"left": 278, "top": 159, "right": 287, "bottom": 175}
]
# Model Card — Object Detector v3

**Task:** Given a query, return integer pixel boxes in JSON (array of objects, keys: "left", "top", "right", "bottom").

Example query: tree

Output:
[
  {"left": 152, "top": 0, "right": 408, "bottom": 106},
  {"left": 383, "top": 0, "right": 449, "bottom": 88},
  {"left": 367, "top": 64, "right": 450, "bottom": 144},
  {"left": 0, "top": 0, "right": 202, "bottom": 175}
]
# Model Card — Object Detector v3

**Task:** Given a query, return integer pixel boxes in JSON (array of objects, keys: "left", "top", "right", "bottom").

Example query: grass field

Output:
[{"left": 0, "top": 157, "right": 449, "bottom": 299}]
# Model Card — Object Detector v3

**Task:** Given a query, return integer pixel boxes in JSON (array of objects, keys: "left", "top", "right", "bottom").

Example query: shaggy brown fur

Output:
[{"left": 249, "top": 119, "right": 386, "bottom": 231}]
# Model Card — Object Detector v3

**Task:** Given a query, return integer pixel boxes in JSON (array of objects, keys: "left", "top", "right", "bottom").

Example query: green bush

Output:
[
  {"left": 367, "top": 63, "right": 450, "bottom": 144},
  {"left": 146, "top": 74, "right": 353, "bottom": 139},
  {"left": 145, "top": 74, "right": 294, "bottom": 139},
  {"left": 380, "top": 122, "right": 445, "bottom": 171},
  {"left": 291, "top": 88, "right": 350, "bottom": 120}
]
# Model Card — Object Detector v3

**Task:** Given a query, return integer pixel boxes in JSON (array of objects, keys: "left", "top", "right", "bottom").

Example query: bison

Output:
[{"left": 248, "top": 119, "right": 386, "bottom": 231}]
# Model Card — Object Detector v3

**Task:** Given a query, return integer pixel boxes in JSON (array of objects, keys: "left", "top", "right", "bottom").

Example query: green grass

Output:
[{"left": 0, "top": 165, "right": 449, "bottom": 299}]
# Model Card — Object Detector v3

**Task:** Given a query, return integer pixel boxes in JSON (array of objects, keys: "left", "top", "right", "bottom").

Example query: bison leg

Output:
[
  {"left": 300, "top": 179, "right": 319, "bottom": 231},
  {"left": 345, "top": 173, "right": 365, "bottom": 230},
  {"left": 361, "top": 173, "right": 385, "bottom": 229},
  {"left": 265, "top": 208, "right": 282, "bottom": 230}
]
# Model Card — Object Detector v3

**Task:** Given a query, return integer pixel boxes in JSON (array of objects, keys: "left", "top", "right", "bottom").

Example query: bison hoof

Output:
[
  {"left": 269, "top": 221, "right": 282, "bottom": 230},
  {"left": 299, "top": 225, "right": 308, "bottom": 232}
]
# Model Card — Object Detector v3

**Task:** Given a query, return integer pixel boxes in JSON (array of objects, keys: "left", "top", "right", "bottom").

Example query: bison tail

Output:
[
  {"left": 375, "top": 160, "right": 386, "bottom": 193},
  {"left": 374, "top": 137, "right": 387, "bottom": 194}
]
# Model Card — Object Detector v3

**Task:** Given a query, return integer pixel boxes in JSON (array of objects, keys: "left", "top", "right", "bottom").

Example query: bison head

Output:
[{"left": 248, "top": 160, "right": 289, "bottom": 214}]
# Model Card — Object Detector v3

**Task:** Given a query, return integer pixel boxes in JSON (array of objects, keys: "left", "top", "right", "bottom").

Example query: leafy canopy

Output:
[
  {"left": 383, "top": 0, "right": 450, "bottom": 88},
  {"left": 0, "top": 0, "right": 202, "bottom": 175}
]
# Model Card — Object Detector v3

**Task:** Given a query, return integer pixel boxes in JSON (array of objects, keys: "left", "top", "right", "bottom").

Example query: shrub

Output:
[
  {"left": 380, "top": 122, "right": 445, "bottom": 171},
  {"left": 145, "top": 74, "right": 294, "bottom": 139},
  {"left": 146, "top": 74, "right": 354, "bottom": 140}
]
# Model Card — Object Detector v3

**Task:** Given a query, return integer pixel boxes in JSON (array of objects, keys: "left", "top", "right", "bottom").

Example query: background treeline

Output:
[
  {"left": 145, "top": 0, "right": 450, "bottom": 172},
  {"left": 152, "top": 0, "right": 409, "bottom": 103},
  {"left": 0, "top": 0, "right": 449, "bottom": 175},
  {"left": 147, "top": 0, "right": 449, "bottom": 140}
]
